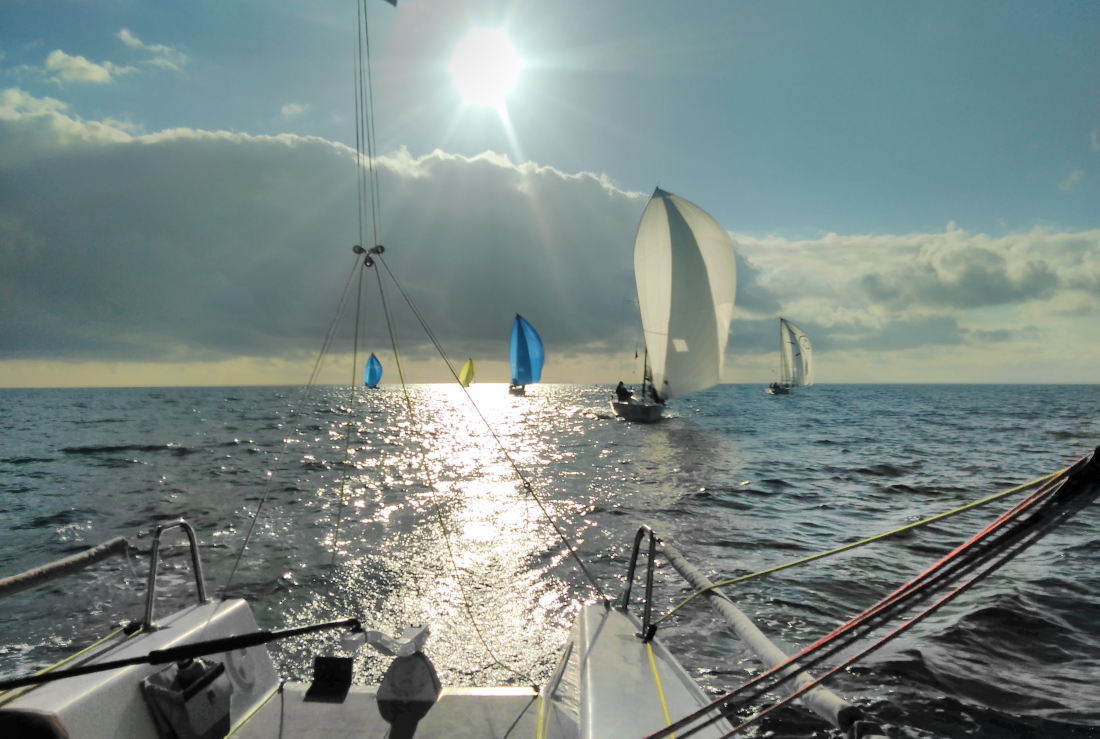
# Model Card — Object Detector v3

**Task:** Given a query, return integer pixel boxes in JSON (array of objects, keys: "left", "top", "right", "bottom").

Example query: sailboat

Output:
[
  {"left": 11, "top": 6, "right": 1095, "bottom": 739},
  {"left": 509, "top": 314, "right": 543, "bottom": 396},
  {"left": 766, "top": 318, "right": 813, "bottom": 395},
  {"left": 459, "top": 358, "right": 474, "bottom": 388},
  {"left": 364, "top": 353, "right": 383, "bottom": 388},
  {"left": 612, "top": 188, "right": 737, "bottom": 422}
]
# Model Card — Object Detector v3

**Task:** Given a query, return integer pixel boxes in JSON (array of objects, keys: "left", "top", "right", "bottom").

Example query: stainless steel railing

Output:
[{"left": 142, "top": 518, "right": 208, "bottom": 630}]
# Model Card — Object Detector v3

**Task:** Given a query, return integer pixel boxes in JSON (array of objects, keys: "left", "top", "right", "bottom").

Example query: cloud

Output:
[
  {"left": 1060, "top": 168, "right": 1084, "bottom": 192},
  {"left": 1092, "top": 126, "right": 1099, "bottom": 153},
  {"left": 117, "top": 29, "right": 187, "bottom": 72},
  {"left": 731, "top": 248, "right": 781, "bottom": 316},
  {"left": 0, "top": 88, "right": 134, "bottom": 167},
  {"left": 44, "top": 50, "right": 136, "bottom": 84},
  {"left": 2, "top": 88, "right": 1098, "bottom": 382},
  {"left": 729, "top": 226, "right": 1100, "bottom": 357},
  {"left": 0, "top": 89, "right": 645, "bottom": 365},
  {"left": 281, "top": 103, "right": 306, "bottom": 118}
]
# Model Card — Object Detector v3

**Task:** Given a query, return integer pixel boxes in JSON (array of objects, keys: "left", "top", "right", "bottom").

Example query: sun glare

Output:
[{"left": 449, "top": 29, "right": 525, "bottom": 113}]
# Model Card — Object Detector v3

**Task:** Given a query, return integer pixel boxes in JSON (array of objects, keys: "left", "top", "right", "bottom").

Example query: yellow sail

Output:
[{"left": 459, "top": 358, "right": 475, "bottom": 387}]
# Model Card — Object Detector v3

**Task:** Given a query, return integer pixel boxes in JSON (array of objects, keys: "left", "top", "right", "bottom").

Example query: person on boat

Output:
[
  {"left": 649, "top": 383, "right": 663, "bottom": 404},
  {"left": 615, "top": 381, "right": 633, "bottom": 402}
]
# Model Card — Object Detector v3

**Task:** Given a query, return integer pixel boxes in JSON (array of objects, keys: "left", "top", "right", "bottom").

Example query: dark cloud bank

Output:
[{"left": 2, "top": 90, "right": 1097, "bottom": 371}]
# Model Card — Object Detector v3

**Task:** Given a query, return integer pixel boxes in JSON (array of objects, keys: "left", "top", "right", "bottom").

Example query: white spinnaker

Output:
[
  {"left": 634, "top": 189, "right": 737, "bottom": 400},
  {"left": 781, "top": 319, "right": 814, "bottom": 386},
  {"left": 779, "top": 320, "right": 795, "bottom": 385}
]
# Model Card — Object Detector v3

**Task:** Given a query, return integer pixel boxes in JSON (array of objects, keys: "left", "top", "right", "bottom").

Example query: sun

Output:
[{"left": 449, "top": 29, "right": 525, "bottom": 113}]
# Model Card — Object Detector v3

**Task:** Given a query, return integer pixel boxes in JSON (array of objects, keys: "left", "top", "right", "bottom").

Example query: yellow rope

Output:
[
  {"left": 646, "top": 642, "right": 675, "bottom": 738},
  {"left": 225, "top": 682, "right": 282, "bottom": 737},
  {"left": 654, "top": 470, "right": 1063, "bottom": 626},
  {"left": 0, "top": 626, "right": 138, "bottom": 707}
]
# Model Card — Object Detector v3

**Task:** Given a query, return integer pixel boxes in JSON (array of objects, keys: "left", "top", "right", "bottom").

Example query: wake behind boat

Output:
[{"left": 612, "top": 188, "right": 737, "bottom": 422}]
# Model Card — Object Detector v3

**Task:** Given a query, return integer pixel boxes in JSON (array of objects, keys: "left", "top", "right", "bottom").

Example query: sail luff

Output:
[
  {"left": 786, "top": 320, "right": 814, "bottom": 386},
  {"left": 633, "top": 189, "right": 736, "bottom": 401},
  {"left": 779, "top": 319, "right": 814, "bottom": 387},
  {"left": 779, "top": 319, "right": 793, "bottom": 385}
]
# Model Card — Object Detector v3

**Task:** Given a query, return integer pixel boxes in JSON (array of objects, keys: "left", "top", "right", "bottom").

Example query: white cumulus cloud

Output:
[
  {"left": 44, "top": 50, "right": 136, "bottom": 84},
  {"left": 2, "top": 88, "right": 1097, "bottom": 382},
  {"left": 116, "top": 29, "right": 187, "bottom": 72},
  {"left": 281, "top": 103, "right": 306, "bottom": 117}
]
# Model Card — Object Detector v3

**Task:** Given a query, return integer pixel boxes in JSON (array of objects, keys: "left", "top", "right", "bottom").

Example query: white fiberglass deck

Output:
[{"left": 233, "top": 685, "right": 538, "bottom": 739}]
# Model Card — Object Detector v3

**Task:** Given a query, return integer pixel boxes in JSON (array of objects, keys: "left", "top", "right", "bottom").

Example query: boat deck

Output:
[{"left": 233, "top": 684, "right": 539, "bottom": 739}]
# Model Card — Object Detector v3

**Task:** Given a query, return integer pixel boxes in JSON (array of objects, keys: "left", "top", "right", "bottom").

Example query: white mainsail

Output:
[
  {"left": 779, "top": 318, "right": 814, "bottom": 386},
  {"left": 634, "top": 188, "right": 737, "bottom": 401}
]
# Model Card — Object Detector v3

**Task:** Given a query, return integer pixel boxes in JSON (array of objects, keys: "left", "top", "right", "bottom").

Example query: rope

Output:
[
  {"left": 225, "top": 682, "right": 281, "bottom": 737},
  {"left": 376, "top": 254, "right": 609, "bottom": 602},
  {"left": 359, "top": 0, "right": 381, "bottom": 248},
  {"left": 0, "top": 626, "right": 137, "bottom": 706},
  {"left": 685, "top": 475, "right": 1071, "bottom": 739},
  {"left": 220, "top": 252, "right": 365, "bottom": 600},
  {"left": 327, "top": 263, "right": 367, "bottom": 584},
  {"left": 646, "top": 642, "right": 675, "bottom": 738},
  {"left": 654, "top": 469, "right": 1062, "bottom": 625},
  {"left": 372, "top": 263, "right": 533, "bottom": 684},
  {"left": 646, "top": 452, "right": 1097, "bottom": 739}
]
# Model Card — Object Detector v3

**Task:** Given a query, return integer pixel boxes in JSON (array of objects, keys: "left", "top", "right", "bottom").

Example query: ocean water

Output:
[{"left": 1, "top": 383, "right": 1098, "bottom": 738}]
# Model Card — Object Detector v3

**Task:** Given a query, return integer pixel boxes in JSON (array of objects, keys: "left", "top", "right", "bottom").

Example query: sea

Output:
[{"left": 1, "top": 383, "right": 1098, "bottom": 738}]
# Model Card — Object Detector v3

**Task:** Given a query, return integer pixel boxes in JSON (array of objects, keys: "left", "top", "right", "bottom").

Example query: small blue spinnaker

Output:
[
  {"left": 509, "top": 315, "right": 544, "bottom": 385},
  {"left": 364, "top": 353, "right": 383, "bottom": 388}
]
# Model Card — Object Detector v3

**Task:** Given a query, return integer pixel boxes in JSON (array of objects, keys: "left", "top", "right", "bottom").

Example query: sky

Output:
[{"left": 1, "top": 0, "right": 1099, "bottom": 387}]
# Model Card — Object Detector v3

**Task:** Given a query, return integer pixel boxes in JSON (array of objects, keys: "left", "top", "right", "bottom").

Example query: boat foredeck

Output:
[{"left": 233, "top": 684, "right": 538, "bottom": 739}]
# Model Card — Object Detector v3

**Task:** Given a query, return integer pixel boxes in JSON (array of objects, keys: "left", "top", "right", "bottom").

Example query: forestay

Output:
[
  {"left": 634, "top": 188, "right": 737, "bottom": 400},
  {"left": 779, "top": 319, "right": 814, "bottom": 387}
]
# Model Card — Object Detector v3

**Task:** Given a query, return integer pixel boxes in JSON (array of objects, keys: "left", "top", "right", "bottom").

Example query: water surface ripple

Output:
[{"left": 1, "top": 384, "right": 1098, "bottom": 738}]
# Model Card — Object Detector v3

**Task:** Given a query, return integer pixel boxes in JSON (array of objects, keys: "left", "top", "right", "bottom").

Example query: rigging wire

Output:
[
  {"left": 644, "top": 453, "right": 1097, "bottom": 739},
  {"left": 327, "top": 262, "right": 368, "bottom": 586},
  {"left": 370, "top": 259, "right": 534, "bottom": 684},
  {"left": 376, "top": 254, "right": 609, "bottom": 602},
  {"left": 220, "top": 252, "right": 366, "bottom": 600},
  {"left": 360, "top": 0, "right": 381, "bottom": 247},
  {"left": 353, "top": 40, "right": 364, "bottom": 250},
  {"left": 654, "top": 468, "right": 1063, "bottom": 625}
]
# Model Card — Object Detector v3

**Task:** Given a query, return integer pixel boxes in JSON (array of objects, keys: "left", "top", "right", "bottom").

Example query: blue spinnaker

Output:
[
  {"left": 364, "top": 353, "right": 383, "bottom": 388},
  {"left": 509, "top": 315, "right": 544, "bottom": 385}
]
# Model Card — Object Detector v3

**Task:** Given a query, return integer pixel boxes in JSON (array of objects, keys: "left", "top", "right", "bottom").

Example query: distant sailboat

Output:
[
  {"left": 766, "top": 318, "right": 814, "bottom": 395},
  {"left": 612, "top": 188, "right": 737, "bottom": 422},
  {"left": 509, "top": 315, "right": 543, "bottom": 396},
  {"left": 459, "top": 358, "right": 475, "bottom": 388},
  {"left": 364, "top": 353, "right": 382, "bottom": 388}
]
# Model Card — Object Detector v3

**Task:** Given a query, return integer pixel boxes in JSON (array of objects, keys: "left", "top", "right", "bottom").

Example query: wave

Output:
[{"left": 62, "top": 444, "right": 196, "bottom": 457}]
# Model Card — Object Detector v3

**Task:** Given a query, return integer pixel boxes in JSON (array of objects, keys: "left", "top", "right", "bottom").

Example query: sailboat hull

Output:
[
  {"left": 509, "top": 385, "right": 526, "bottom": 396},
  {"left": 610, "top": 401, "right": 662, "bottom": 423},
  {"left": 765, "top": 386, "right": 790, "bottom": 395}
]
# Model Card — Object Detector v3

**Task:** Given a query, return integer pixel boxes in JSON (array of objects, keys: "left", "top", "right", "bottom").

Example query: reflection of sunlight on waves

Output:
[{"left": 272, "top": 384, "right": 595, "bottom": 687}]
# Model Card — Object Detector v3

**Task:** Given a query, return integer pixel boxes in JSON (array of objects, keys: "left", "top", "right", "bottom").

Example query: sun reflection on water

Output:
[{"left": 266, "top": 384, "right": 614, "bottom": 686}]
